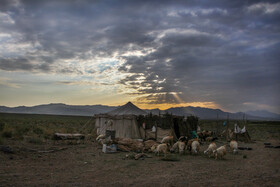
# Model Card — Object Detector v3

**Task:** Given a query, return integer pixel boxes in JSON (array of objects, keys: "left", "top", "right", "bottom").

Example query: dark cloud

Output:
[{"left": 0, "top": 0, "right": 279, "bottom": 112}]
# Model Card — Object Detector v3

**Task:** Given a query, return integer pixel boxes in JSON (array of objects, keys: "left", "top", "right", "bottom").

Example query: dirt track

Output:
[{"left": 1, "top": 139, "right": 280, "bottom": 187}]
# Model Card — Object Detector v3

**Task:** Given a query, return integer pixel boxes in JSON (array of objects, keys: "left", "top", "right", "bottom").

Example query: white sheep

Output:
[
  {"left": 214, "top": 145, "right": 226, "bottom": 159},
  {"left": 204, "top": 142, "right": 217, "bottom": 158},
  {"left": 178, "top": 141, "right": 186, "bottom": 154},
  {"left": 230, "top": 140, "right": 238, "bottom": 154},
  {"left": 153, "top": 143, "right": 168, "bottom": 157},
  {"left": 191, "top": 140, "right": 200, "bottom": 154},
  {"left": 170, "top": 141, "right": 185, "bottom": 154}
]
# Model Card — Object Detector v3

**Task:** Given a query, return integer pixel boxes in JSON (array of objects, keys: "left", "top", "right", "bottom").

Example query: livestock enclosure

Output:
[{"left": 0, "top": 113, "right": 280, "bottom": 186}]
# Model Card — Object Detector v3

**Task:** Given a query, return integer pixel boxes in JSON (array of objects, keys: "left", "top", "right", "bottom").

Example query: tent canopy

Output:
[{"left": 107, "top": 101, "right": 147, "bottom": 116}]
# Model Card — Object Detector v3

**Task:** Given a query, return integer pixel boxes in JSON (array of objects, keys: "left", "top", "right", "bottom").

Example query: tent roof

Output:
[{"left": 107, "top": 102, "right": 147, "bottom": 116}]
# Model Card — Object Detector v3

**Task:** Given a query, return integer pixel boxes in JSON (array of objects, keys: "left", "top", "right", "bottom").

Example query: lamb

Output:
[
  {"left": 213, "top": 145, "right": 226, "bottom": 159},
  {"left": 191, "top": 140, "right": 200, "bottom": 154},
  {"left": 230, "top": 140, "right": 238, "bottom": 154},
  {"left": 152, "top": 143, "right": 168, "bottom": 157},
  {"left": 161, "top": 136, "right": 174, "bottom": 145},
  {"left": 204, "top": 142, "right": 217, "bottom": 157}
]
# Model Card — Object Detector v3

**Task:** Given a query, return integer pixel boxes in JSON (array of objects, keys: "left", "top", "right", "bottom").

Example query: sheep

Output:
[
  {"left": 178, "top": 141, "right": 186, "bottom": 154},
  {"left": 213, "top": 145, "right": 227, "bottom": 159},
  {"left": 153, "top": 143, "right": 168, "bottom": 157},
  {"left": 204, "top": 142, "right": 217, "bottom": 158},
  {"left": 161, "top": 136, "right": 174, "bottom": 145},
  {"left": 191, "top": 140, "right": 200, "bottom": 154},
  {"left": 230, "top": 140, "right": 238, "bottom": 154},
  {"left": 178, "top": 136, "right": 188, "bottom": 143},
  {"left": 170, "top": 141, "right": 186, "bottom": 154},
  {"left": 151, "top": 144, "right": 158, "bottom": 152}
]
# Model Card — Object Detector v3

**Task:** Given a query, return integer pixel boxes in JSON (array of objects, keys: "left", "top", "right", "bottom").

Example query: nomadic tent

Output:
[
  {"left": 95, "top": 102, "right": 194, "bottom": 141},
  {"left": 95, "top": 102, "right": 147, "bottom": 139}
]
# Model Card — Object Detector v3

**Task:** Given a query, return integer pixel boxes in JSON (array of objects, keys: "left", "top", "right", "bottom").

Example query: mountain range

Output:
[{"left": 0, "top": 103, "right": 279, "bottom": 121}]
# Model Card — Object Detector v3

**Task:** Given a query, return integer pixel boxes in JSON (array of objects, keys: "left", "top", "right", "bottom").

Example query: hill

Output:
[{"left": 0, "top": 103, "right": 279, "bottom": 120}]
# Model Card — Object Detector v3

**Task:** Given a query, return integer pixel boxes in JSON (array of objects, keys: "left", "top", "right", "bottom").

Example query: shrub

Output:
[
  {"left": 33, "top": 127, "right": 44, "bottom": 135},
  {"left": 2, "top": 127, "right": 13, "bottom": 138},
  {"left": 0, "top": 121, "right": 5, "bottom": 131},
  {"left": 14, "top": 126, "right": 30, "bottom": 140}
]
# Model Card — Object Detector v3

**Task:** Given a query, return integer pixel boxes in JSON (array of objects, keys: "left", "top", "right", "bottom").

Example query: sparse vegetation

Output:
[{"left": 0, "top": 113, "right": 94, "bottom": 142}]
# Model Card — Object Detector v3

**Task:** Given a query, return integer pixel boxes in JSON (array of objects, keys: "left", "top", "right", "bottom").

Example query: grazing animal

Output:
[
  {"left": 214, "top": 145, "right": 227, "bottom": 159},
  {"left": 170, "top": 141, "right": 186, "bottom": 154},
  {"left": 151, "top": 144, "right": 158, "bottom": 152},
  {"left": 161, "top": 136, "right": 174, "bottom": 145},
  {"left": 186, "top": 139, "right": 194, "bottom": 152},
  {"left": 230, "top": 140, "right": 238, "bottom": 154},
  {"left": 153, "top": 143, "right": 168, "bottom": 157},
  {"left": 191, "top": 140, "right": 200, "bottom": 154},
  {"left": 204, "top": 142, "right": 217, "bottom": 157},
  {"left": 178, "top": 141, "right": 186, "bottom": 154},
  {"left": 178, "top": 136, "right": 188, "bottom": 143}
]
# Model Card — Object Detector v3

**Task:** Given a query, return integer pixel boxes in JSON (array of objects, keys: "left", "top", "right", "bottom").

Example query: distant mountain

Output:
[
  {"left": 0, "top": 103, "right": 117, "bottom": 116},
  {"left": 0, "top": 103, "right": 279, "bottom": 120},
  {"left": 146, "top": 107, "right": 280, "bottom": 120},
  {"left": 246, "top": 110, "right": 280, "bottom": 120}
]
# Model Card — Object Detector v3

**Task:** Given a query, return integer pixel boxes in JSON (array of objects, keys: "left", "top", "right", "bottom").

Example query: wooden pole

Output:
[
  {"left": 155, "top": 122, "right": 158, "bottom": 141},
  {"left": 216, "top": 113, "right": 219, "bottom": 136},
  {"left": 226, "top": 114, "right": 229, "bottom": 141}
]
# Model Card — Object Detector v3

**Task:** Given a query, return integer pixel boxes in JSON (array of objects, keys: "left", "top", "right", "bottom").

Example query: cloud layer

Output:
[{"left": 0, "top": 0, "right": 279, "bottom": 112}]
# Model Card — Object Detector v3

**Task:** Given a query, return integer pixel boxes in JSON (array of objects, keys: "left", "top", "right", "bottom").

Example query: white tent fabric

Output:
[{"left": 95, "top": 102, "right": 146, "bottom": 139}]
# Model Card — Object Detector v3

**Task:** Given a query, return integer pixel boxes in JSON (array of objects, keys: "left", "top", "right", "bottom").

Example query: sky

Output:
[{"left": 0, "top": 0, "right": 279, "bottom": 113}]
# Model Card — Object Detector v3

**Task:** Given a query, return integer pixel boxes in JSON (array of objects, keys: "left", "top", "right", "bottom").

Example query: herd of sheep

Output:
[
  {"left": 96, "top": 130, "right": 239, "bottom": 160},
  {"left": 153, "top": 134, "right": 238, "bottom": 159}
]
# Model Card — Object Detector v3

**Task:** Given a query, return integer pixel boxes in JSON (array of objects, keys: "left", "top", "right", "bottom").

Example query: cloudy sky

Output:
[{"left": 0, "top": 0, "right": 279, "bottom": 113}]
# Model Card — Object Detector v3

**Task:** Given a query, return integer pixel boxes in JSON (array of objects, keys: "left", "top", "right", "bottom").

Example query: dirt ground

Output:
[{"left": 1, "top": 139, "right": 280, "bottom": 187}]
